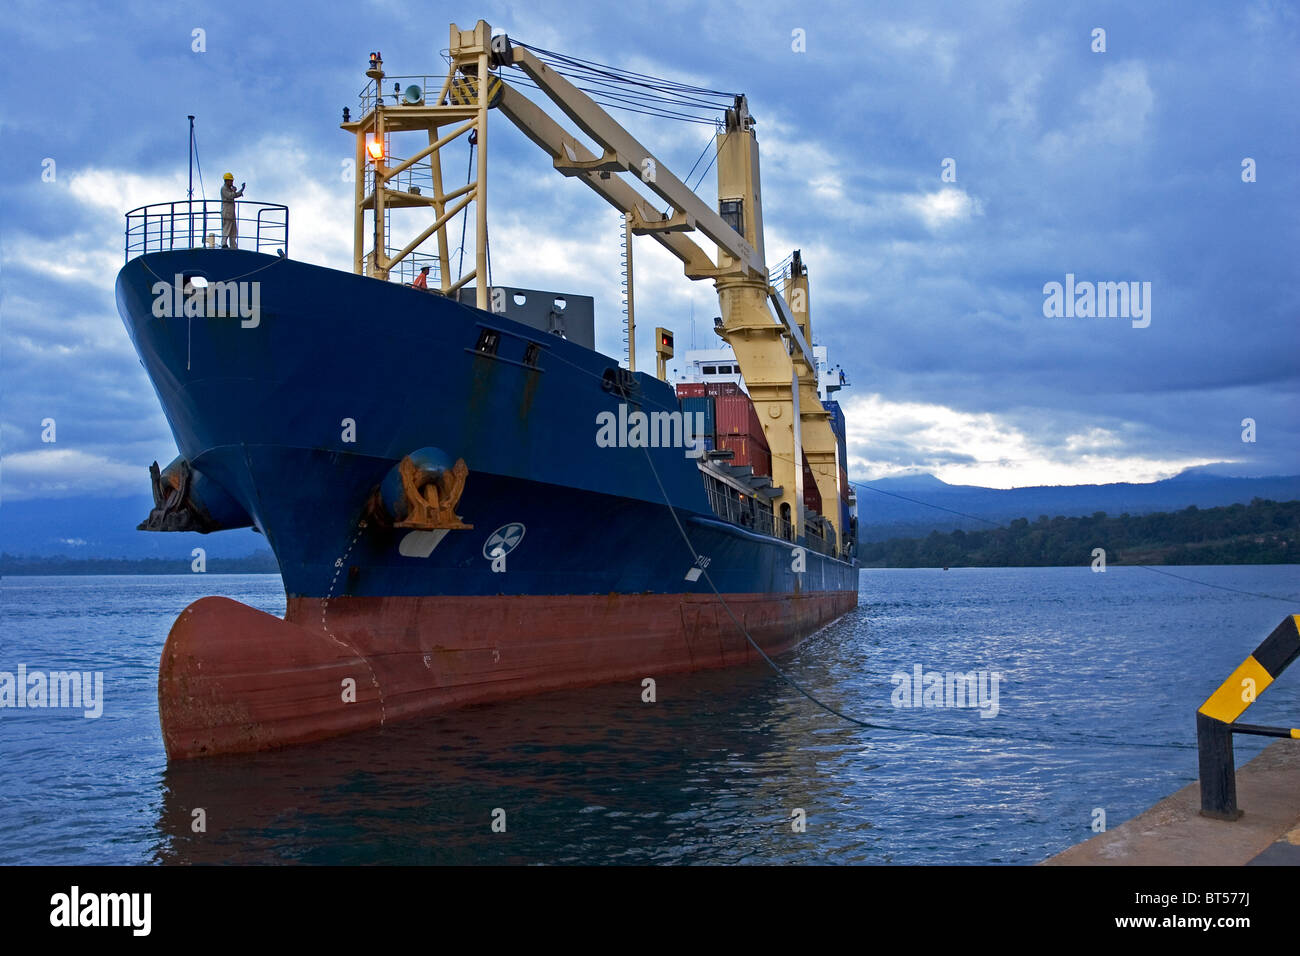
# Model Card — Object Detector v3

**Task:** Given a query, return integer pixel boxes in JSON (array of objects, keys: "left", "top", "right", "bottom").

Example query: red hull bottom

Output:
[{"left": 158, "top": 590, "right": 858, "bottom": 759}]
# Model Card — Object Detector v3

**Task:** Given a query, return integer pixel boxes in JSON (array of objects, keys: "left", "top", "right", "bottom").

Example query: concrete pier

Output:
[{"left": 1044, "top": 740, "right": 1300, "bottom": 865}]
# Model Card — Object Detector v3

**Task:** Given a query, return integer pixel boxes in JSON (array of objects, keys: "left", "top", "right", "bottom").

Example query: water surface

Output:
[{"left": 1, "top": 566, "right": 1296, "bottom": 864}]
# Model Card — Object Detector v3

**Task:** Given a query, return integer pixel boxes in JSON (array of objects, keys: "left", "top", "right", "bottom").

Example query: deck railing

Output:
[
  {"left": 805, "top": 523, "right": 839, "bottom": 559},
  {"left": 705, "top": 482, "right": 809, "bottom": 545},
  {"left": 124, "top": 200, "right": 289, "bottom": 261}
]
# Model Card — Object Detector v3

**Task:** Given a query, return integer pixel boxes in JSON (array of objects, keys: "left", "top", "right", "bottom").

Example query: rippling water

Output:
[{"left": 1, "top": 567, "right": 1296, "bottom": 864}]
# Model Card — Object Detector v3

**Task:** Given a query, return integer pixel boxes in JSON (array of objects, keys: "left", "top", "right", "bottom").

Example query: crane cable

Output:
[
  {"left": 514, "top": 40, "right": 739, "bottom": 99},
  {"left": 506, "top": 39, "right": 737, "bottom": 125}
]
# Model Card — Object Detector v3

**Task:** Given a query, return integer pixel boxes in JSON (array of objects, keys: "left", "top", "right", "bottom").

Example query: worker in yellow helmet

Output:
[{"left": 220, "top": 172, "right": 245, "bottom": 249}]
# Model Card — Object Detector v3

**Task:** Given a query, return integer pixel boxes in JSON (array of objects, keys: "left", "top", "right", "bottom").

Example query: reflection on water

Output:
[{"left": 153, "top": 664, "right": 853, "bottom": 865}]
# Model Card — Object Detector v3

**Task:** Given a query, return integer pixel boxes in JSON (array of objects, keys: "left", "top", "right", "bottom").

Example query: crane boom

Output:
[
  {"left": 494, "top": 83, "right": 720, "bottom": 280},
  {"left": 503, "top": 43, "right": 766, "bottom": 278},
  {"left": 340, "top": 20, "right": 846, "bottom": 553}
]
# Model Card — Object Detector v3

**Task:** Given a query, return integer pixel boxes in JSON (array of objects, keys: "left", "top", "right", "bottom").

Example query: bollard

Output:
[{"left": 1196, "top": 712, "right": 1242, "bottom": 820}]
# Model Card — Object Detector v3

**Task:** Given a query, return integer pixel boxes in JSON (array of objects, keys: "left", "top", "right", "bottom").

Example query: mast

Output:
[{"left": 187, "top": 115, "right": 195, "bottom": 248}]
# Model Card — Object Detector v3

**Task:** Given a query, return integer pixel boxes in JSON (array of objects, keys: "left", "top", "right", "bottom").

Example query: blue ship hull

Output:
[{"left": 117, "top": 250, "right": 857, "bottom": 597}]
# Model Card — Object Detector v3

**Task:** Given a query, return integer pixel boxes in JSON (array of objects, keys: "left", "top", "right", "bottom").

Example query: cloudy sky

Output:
[{"left": 1, "top": 0, "right": 1296, "bottom": 503}]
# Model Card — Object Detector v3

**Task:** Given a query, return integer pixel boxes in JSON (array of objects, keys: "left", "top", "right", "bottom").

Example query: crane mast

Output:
[{"left": 341, "top": 19, "right": 845, "bottom": 551}]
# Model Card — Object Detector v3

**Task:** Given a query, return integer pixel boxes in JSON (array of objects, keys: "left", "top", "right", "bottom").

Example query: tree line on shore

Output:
[
  {"left": 857, "top": 498, "right": 1298, "bottom": 568},
  {"left": 0, "top": 551, "right": 279, "bottom": 575}
]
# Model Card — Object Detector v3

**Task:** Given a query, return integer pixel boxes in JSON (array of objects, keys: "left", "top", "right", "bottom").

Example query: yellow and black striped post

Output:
[{"left": 1196, "top": 615, "right": 1300, "bottom": 820}]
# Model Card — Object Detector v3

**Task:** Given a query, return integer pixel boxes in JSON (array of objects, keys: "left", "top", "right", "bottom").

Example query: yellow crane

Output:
[{"left": 340, "top": 20, "right": 845, "bottom": 552}]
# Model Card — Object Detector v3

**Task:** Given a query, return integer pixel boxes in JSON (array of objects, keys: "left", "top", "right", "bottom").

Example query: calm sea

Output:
[{"left": 1, "top": 566, "right": 1296, "bottom": 865}]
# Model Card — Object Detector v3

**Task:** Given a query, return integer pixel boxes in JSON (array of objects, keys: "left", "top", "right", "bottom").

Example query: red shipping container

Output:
[
  {"left": 715, "top": 394, "right": 769, "bottom": 450},
  {"left": 703, "top": 382, "right": 742, "bottom": 397},
  {"left": 802, "top": 452, "right": 822, "bottom": 514},
  {"left": 715, "top": 393, "right": 747, "bottom": 436},
  {"left": 718, "top": 434, "right": 750, "bottom": 464},
  {"left": 675, "top": 382, "right": 707, "bottom": 398},
  {"left": 722, "top": 437, "right": 771, "bottom": 477},
  {"left": 718, "top": 435, "right": 770, "bottom": 476},
  {"left": 749, "top": 401, "right": 768, "bottom": 448},
  {"left": 840, "top": 466, "right": 850, "bottom": 501}
]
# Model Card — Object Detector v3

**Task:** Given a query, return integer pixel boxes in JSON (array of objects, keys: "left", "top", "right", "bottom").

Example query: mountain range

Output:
[
  {"left": 852, "top": 467, "right": 1300, "bottom": 542},
  {"left": 0, "top": 494, "right": 266, "bottom": 562}
]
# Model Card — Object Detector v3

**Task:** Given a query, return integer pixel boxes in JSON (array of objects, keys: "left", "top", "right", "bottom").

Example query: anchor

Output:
[
  {"left": 138, "top": 457, "right": 253, "bottom": 533},
  {"left": 370, "top": 448, "right": 473, "bottom": 531}
]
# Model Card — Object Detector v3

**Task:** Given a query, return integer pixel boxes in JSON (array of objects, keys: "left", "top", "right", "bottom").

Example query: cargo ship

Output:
[{"left": 116, "top": 21, "right": 859, "bottom": 758}]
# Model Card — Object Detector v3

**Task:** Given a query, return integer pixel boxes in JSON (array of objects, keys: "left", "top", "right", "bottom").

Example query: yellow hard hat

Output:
[{"left": 223, "top": 172, "right": 234, "bottom": 180}]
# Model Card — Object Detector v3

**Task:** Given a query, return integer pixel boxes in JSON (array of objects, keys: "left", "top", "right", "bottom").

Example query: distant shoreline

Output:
[
  {"left": 1, "top": 569, "right": 283, "bottom": 576},
  {"left": 858, "top": 499, "right": 1298, "bottom": 568},
  {"left": 0, "top": 552, "right": 279, "bottom": 576}
]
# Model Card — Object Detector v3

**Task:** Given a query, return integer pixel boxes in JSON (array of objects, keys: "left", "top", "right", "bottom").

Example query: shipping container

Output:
[
  {"left": 840, "top": 466, "right": 850, "bottom": 501},
  {"left": 677, "top": 381, "right": 742, "bottom": 398},
  {"left": 715, "top": 393, "right": 769, "bottom": 449},
  {"left": 718, "top": 434, "right": 750, "bottom": 464},
  {"left": 825, "top": 399, "right": 845, "bottom": 441},
  {"left": 826, "top": 398, "right": 848, "bottom": 476},
  {"left": 802, "top": 452, "right": 822, "bottom": 514},
  {"left": 680, "top": 395, "right": 716, "bottom": 444},
  {"left": 714, "top": 393, "right": 747, "bottom": 437},
  {"left": 718, "top": 435, "right": 771, "bottom": 477}
]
